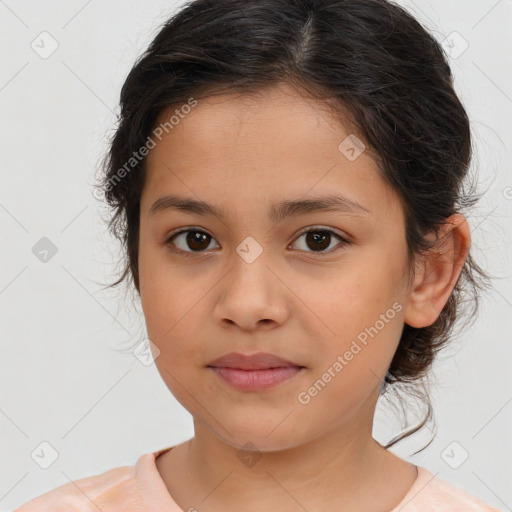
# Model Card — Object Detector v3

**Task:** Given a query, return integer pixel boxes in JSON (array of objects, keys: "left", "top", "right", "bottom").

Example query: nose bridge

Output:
[
  {"left": 230, "top": 234, "right": 275, "bottom": 292},
  {"left": 214, "top": 234, "right": 288, "bottom": 328}
]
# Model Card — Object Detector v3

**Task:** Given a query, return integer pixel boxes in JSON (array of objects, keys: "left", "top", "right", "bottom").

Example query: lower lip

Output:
[{"left": 209, "top": 366, "right": 304, "bottom": 391}]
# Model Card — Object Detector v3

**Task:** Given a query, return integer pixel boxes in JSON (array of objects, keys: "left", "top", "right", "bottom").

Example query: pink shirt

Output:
[{"left": 14, "top": 446, "right": 500, "bottom": 511}]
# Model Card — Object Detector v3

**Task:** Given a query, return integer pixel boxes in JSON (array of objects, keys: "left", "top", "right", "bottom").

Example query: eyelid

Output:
[
  {"left": 165, "top": 224, "right": 350, "bottom": 241},
  {"left": 294, "top": 224, "right": 350, "bottom": 240},
  {"left": 164, "top": 225, "right": 212, "bottom": 243}
]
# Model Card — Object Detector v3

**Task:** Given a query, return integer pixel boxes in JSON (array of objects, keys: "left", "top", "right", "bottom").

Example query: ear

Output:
[{"left": 403, "top": 214, "right": 471, "bottom": 328}]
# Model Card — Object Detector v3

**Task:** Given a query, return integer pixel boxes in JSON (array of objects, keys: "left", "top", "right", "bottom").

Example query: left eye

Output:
[
  {"left": 164, "top": 227, "right": 350, "bottom": 255},
  {"left": 292, "top": 228, "right": 350, "bottom": 254}
]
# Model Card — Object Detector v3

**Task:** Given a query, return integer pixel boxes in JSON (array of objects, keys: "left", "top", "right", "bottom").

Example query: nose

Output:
[{"left": 213, "top": 248, "right": 290, "bottom": 332}]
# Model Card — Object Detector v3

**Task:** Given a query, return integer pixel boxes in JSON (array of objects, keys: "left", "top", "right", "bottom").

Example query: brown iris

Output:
[
  {"left": 185, "top": 231, "right": 211, "bottom": 251},
  {"left": 304, "top": 231, "right": 331, "bottom": 252}
]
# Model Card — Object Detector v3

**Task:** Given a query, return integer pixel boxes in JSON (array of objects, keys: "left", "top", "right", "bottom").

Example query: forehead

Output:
[
  {"left": 149, "top": 83, "right": 357, "bottom": 160},
  {"left": 142, "top": 83, "right": 403, "bottom": 225}
]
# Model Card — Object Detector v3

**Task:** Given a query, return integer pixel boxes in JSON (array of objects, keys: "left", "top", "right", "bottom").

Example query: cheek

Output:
[
  {"left": 139, "top": 272, "right": 181, "bottom": 354},
  {"left": 305, "top": 258, "right": 405, "bottom": 371},
  {"left": 139, "top": 242, "right": 179, "bottom": 332},
  {"left": 308, "top": 261, "right": 398, "bottom": 329},
  {"left": 139, "top": 268, "right": 208, "bottom": 369}
]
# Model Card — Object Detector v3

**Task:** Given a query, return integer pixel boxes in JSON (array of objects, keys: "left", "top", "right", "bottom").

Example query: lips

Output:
[
  {"left": 207, "top": 352, "right": 305, "bottom": 392},
  {"left": 207, "top": 352, "right": 304, "bottom": 370}
]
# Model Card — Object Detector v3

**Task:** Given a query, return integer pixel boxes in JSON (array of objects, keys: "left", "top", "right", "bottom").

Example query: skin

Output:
[{"left": 137, "top": 82, "right": 471, "bottom": 512}]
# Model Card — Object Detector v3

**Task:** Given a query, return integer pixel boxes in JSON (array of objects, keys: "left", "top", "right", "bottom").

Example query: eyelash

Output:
[{"left": 164, "top": 225, "right": 351, "bottom": 258}]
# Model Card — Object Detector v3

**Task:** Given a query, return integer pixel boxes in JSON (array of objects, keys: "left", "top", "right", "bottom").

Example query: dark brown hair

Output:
[{"left": 94, "top": 0, "right": 492, "bottom": 453}]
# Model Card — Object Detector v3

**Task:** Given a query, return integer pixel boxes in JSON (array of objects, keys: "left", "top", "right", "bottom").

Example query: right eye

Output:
[{"left": 165, "top": 228, "right": 220, "bottom": 255}]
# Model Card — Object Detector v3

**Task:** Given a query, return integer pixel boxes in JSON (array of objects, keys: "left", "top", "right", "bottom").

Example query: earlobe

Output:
[{"left": 403, "top": 214, "right": 471, "bottom": 329}]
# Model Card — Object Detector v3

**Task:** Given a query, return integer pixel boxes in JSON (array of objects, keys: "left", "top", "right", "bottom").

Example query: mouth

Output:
[{"left": 206, "top": 352, "right": 306, "bottom": 392}]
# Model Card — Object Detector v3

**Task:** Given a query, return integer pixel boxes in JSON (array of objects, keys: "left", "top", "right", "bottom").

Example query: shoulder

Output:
[
  {"left": 13, "top": 463, "right": 139, "bottom": 512},
  {"left": 393, "top": 466, "right": 502, "bottom": 512}
]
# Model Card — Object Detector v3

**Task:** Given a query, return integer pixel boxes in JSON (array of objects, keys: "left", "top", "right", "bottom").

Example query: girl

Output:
[{"left": 15, "top": 0, "right": 501, "bottom": 510}]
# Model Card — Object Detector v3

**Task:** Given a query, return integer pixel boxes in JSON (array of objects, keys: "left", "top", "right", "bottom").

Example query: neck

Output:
[{"left": 156, "top": 418, "right": 417, "bottom": 512}]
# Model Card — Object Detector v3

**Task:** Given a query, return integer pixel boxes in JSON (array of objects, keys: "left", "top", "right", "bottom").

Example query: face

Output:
[{"left": 138, "top": 82, "right": 412, "bottom": 452}]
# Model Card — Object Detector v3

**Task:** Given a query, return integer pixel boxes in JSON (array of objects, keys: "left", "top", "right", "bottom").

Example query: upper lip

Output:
[{"left": 207, "top": 352, "right": 304, "bottom": 370}]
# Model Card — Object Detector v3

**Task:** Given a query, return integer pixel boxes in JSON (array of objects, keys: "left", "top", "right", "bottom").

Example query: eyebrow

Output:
[{"left": 148, "top": 193, "right": 371, "bottom": 222}]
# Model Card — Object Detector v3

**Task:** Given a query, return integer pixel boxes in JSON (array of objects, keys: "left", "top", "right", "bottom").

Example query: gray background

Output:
[{"left": 1, "top": 0, "right": 511, "bottom": 510}]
